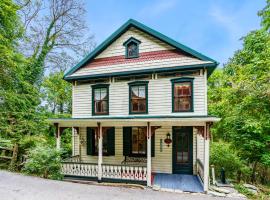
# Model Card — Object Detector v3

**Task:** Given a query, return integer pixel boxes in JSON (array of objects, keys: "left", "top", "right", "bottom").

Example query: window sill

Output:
[{"left": 129, "top": 112, "right": 148, "bottom": 115}]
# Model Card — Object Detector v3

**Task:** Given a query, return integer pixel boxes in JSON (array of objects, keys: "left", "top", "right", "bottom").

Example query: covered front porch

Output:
[{"left": 49, "top": 116, "right": 219, "bottom": 192}]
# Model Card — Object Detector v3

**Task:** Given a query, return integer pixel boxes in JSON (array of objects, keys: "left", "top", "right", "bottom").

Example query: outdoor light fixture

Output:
[{"left": 164, "top": 133, "right": 172, "bottom": 147}]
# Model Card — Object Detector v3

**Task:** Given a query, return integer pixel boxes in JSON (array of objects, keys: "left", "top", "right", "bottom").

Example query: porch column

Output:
[
  {"left": 203, "top": 123, "right": 210, "bottom": 192},
  {"left": 54, "top": 123, "right": 61, "bottom": 150},
  {"left": 97, "top": 122, "right": 103, "bottom": 182},
  {"left": 147, "top": 122, "right": 151, "bottom": 187},
  {"left": 72, "top": 127, "right": 75, "bottom": 156}
]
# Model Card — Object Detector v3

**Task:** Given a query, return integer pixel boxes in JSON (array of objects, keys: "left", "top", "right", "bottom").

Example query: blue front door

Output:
[{"left": 173, "top": 127, "right": 193, "bottom": 174}]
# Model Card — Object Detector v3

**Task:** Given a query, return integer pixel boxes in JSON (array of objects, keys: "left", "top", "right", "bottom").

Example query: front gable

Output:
[
  {"left": 64, "top": 19, "right": 218, "bottom": 80},
  {"left": 96, "top": 27, "right": 174, "bottom": 59}
]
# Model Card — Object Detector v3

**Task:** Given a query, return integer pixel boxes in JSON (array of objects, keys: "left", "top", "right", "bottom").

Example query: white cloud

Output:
[{"left": 138, "top": 0, "right": 177, "bottom": 18}]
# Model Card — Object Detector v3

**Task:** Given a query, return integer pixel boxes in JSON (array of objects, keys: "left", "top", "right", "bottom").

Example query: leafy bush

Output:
[
  {"left": 23, "top": 145, "right": 63, "bottom": 180},
  {"left": 210, "top": 141, "right": 250, "bottom": 181}
]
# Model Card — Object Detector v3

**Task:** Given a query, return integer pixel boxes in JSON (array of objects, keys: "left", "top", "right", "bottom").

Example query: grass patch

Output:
[{"left": 235, "top": 184, "right": 270, "bottom": 200}]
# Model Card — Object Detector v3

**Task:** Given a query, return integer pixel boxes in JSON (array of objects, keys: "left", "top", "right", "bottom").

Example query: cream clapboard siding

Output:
[
  {"left": 72, "top": 74, "right": 206, "bottom": 118},
  {"left": 75, "top": 126, "right": 202, "bottom": 174},
  {"left": 96, "top": 27, "right": 174, "bottom": 59},
  {"left": 197, "top": 133, "right": 205, "bottom": 164},
  {"left": 152, "top": 126, "right": 172, "bottom": 173}
]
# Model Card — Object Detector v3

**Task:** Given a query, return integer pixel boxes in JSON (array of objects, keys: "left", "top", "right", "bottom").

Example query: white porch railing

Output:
[
  {"left": 61, "top": 162, "right": 98, "bottom": 177},
  {"left": 196, "top": 158, "right": 204, "bottom": 183},
  {"left": 61, "top": 162, "right": 147, "bottom": 181}
]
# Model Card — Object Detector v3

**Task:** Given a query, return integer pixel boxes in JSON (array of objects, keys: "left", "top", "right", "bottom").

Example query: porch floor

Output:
[{"left": 153, "top": 174, "right": 203, "bottom": 193}]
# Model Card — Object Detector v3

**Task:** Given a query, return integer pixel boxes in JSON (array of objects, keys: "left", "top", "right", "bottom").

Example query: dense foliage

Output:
[
  {"left": 23, "top": 145, "right": 62, "bottom": 179},
  {"left": 209, "top": 1, "right": 270, "bottom": 184},
  {"left": 0, "top": 0, "right": 88, "bottom": 177}
]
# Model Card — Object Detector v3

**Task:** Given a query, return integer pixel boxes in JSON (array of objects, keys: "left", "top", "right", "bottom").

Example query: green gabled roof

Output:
[{"left": 64, "top": 19, "right": 219, "bottom": 79}]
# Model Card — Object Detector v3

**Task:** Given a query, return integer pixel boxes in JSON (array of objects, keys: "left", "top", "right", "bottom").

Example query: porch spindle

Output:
[
  {"left": 98, "top": 122, "right": 103, "bottom": 182},
  {"left": 147, "top": 122, "right": 151, "bottom": 187}
]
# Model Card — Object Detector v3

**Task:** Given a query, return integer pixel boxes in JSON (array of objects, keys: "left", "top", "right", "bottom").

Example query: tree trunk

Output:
[
  {"left": 237, "top": 170, "right": 241, "bottom": 183},
  {"left": 251, "top": 161, "right": 257, "bottom": 183},
  {"left": 59, "top": 103, "right": 64, "bottom": 114}
]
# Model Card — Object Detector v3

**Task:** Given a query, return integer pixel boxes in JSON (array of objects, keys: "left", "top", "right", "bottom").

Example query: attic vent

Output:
[{"left": 123, "top": 37, "right": 141, "bottom": 58}]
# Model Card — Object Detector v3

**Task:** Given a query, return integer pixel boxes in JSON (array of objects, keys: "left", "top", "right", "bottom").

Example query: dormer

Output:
[{"left": 123, "top": 37, "right": 141, "bottom": 58}]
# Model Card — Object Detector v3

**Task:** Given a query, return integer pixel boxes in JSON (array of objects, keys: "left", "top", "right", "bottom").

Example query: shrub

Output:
[
  {"left": 210, "top": 141, "right": 250, "bottom": 181},
  {"left": 23, "top": 145, "right": 63, "bottom": 180}
]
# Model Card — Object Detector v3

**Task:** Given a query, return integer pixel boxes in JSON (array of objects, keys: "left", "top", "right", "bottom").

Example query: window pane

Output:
[
  {"left": 101, "top": 101, "right": 108, "bottom": 112},
  {"left": 176, "top": 132, "right": 189, "bottom": 163},
  {"left": 138, "top": 86, "right": 145, "bottom": 98},
  {"left": 138, "top": 100, "right": 146, "bottom": 111},
  {"left": 174, "top": 82, "right": 191, "bottom": 97},
  {"left": 131, "top": 86, "right": 139, "bottom": 98},
  {"left": 100, "top": 88, "right": 107, "bottom": 100},
  {"left": 127, "top": 42, "right": 138, "bottom": 57},
  {"left": 132, "top": 99, "right": 139, "bottom": 112},
  {"left": 94, "top": 88, "right": 101, "bottom": 100},
  {"left": 132, "top": 127, "right": 146, "bottom": 155}
]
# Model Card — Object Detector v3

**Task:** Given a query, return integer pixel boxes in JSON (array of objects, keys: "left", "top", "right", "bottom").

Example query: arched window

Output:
[{"left": 123, "top": 37, "right": 141, "bottom": 58}]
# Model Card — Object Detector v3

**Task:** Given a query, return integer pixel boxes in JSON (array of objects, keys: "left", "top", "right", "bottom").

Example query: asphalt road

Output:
[{"left": 0, "top": 170, "right": 241, "bottom": 200}]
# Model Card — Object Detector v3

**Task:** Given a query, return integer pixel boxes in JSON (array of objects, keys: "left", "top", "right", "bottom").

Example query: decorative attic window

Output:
[{"left": 123, "top": 37, "right": 141, "bottom": 58}]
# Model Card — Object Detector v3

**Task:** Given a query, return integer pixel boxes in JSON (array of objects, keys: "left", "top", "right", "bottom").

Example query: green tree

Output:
[
  {"left": 41, "top": 71, "right": 72, "bottom": 114},
  {"left": 209, "top": 30, "right": 270, "bottom": 183}
]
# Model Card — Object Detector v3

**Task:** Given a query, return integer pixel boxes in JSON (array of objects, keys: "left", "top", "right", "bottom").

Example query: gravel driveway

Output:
[{"left": 0, "top": 170, "right": 240, "bottom": 200}]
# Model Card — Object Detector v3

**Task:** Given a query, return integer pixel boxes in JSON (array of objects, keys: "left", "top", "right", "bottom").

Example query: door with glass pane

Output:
[{"left": 172, "top": 127, "right": 193, "bottom": 174}]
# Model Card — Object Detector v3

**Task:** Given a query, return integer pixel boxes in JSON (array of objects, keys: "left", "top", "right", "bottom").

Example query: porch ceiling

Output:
[{"left": 48, "top": 115, "right": 220, "bottom": 127}]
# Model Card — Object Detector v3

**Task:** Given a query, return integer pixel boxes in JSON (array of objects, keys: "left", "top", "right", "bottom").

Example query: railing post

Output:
[
  {"left": 147, "top": 122, "right": 151, "bottom": 187},
  {"left": 97, "top": 122, "right": 102, "bottom": 182},
  {"left": 203, "top": 123, "right": 210, "bottom": 192}
]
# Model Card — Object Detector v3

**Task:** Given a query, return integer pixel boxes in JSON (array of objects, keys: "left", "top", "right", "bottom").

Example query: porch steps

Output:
[{"left": 153, "top": 174, "right": 204, "bottom": 193}]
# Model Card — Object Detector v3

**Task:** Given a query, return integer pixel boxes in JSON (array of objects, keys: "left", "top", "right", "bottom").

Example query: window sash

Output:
[
  {"left": 130, "top": 85, "right": 146, "bottom": 113},
  {"left": 93, "top": 87, "right": 108, "bottom": 114},
  {"left": 173, "top": 82, "right": 192, "bottom": 112}
]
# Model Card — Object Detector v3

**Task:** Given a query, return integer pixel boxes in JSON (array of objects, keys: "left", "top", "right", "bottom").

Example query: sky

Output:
[{"left": 84, "top": 0, "right": 266, "bottom": 67}]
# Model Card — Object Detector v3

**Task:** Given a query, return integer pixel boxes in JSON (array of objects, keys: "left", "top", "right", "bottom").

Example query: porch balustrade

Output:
[
  {"left": 196, "top": 158, "right": 204, "bottom": 183},
  {"left": 61, "top": 162, "right": 147, "bottom": 181}
]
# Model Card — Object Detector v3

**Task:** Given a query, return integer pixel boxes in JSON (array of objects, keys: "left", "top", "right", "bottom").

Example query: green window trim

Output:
[
  {"left": 123, "top": 37, "right": 141, "bottom": 59},
  {"left": 91, "top": 84, "right": 110, "bottom": 116},
  {"left": 128, "top": 81, "right": 149, "bottom": 115},
  {"left": 171, "top": 77, "right": 194, "bottom": 113}
]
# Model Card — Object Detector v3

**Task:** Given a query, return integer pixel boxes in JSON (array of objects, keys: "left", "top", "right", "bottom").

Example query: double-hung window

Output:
[
  {"left": 131, "top": 127, "right": 147, "bottom": 156},
  {"left": 128, "top": 81, "right": 148, "bottom": 114},
  {"left": 171, "top": 78, "right": 194, "bottom": 112},
  {"left": 92, "top": 84, "right": 109, "bottom": 115}
]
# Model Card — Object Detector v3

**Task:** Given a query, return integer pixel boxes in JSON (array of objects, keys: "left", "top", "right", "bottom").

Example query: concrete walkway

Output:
[{"left": 0, "top": 170, "right": 240, "bottom": 200}]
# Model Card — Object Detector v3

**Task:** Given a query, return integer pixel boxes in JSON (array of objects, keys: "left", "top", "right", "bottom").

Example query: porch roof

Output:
[{"left": 48, "top": 115, "right": 221, "bottom": 127}]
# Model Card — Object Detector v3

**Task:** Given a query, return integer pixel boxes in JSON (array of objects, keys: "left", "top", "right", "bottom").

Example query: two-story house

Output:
[{"left": 50, "top": 19, "right": 220, "bottom": 193}]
